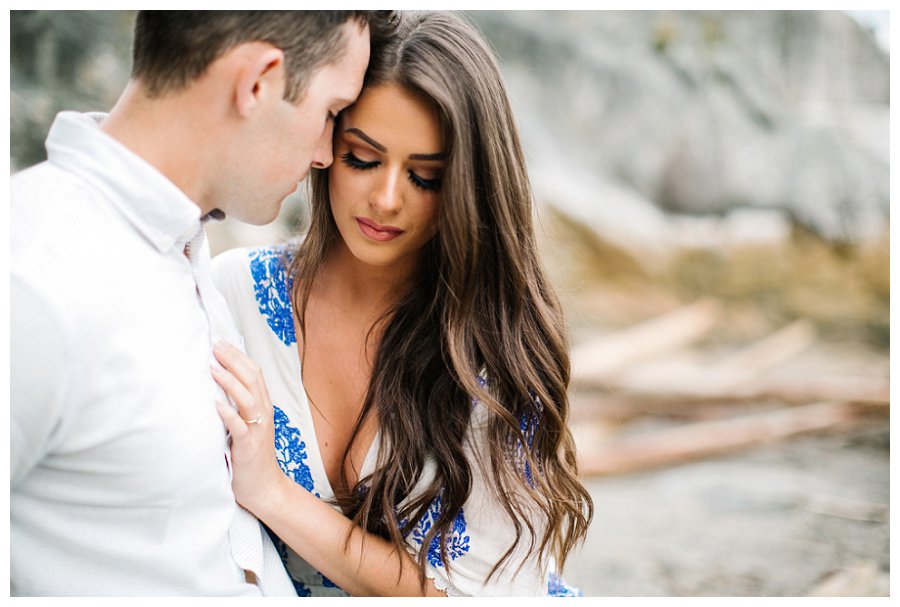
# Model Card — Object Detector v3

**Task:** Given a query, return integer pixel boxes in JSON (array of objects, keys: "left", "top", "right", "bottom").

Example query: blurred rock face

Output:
[
  {"left": 11, "top": 11, "right": 134, "bottom": 171},
  {"left": 11, "top": 11, "right": 887, "bottom": 244},
  {"left": 470, "top": 10, "right": 888, "bottom": 244}
]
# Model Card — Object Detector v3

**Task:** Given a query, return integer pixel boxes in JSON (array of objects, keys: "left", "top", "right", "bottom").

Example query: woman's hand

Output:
[
  {"left": 211, "top": 340, "right": 287, "bottom": 516},
  {"left": 210, "top": 341, "right": 446, "bottom": 597}
]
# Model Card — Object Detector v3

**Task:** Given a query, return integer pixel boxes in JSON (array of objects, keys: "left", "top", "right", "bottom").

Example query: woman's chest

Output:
[{"left": 297, "top": 315, "right": 378, "bottom": 493}]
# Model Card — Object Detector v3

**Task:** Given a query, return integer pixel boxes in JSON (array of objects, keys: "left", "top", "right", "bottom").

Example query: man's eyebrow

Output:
[{"left": 344, "top": 127, "right": 447, "bottom": 161}]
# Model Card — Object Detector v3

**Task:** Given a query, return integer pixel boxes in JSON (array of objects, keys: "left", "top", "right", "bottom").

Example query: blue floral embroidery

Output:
[
  {"left": 405, "top": 494, "right": 471, "bottom": 568},
  {"left": 273, "top": 404, "right": 318, "bottom": 497},
  {"left": 269, "top": 513, "right": 347, "bottom": 595},
  {"left": 292, "top": 578, "right": 313, "bottom": 597},
  {"left": 469, "top": 375, "right": 488, "bottom": 408},
  {"left": 473, "top": 376, "right": 542, "bottom": 486},
  {"left": 268, "top": 532, "right": 313, "bottom": 596},
  {"left": 518, "top": 400, "right": 541, "bottom": 488},
  {"left": 249, "top": 246, "right": 296, "bottom": 346},
  {"left": 270, "top": 530, "right": 290, "bottom": 563},
  {"left": 547, "top": 571, "right": 583, "bottom": 597},
  {"left": 266, "top": 413, "right": 346, "bottom": 595}
]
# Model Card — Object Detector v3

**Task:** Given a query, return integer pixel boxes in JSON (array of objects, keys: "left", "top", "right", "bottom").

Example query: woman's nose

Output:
[{"left": 369, "top": 168, "right": 403, "bottom": 214}]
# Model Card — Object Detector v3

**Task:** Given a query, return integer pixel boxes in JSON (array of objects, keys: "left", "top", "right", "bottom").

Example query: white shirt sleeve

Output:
[{"left": 11, "top": 276, "right": 70, "bottom": 487}]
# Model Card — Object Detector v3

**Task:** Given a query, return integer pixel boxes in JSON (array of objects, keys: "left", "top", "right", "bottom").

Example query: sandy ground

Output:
[{"left": 562, "top": 419, "right": 889, "bottom": 597}]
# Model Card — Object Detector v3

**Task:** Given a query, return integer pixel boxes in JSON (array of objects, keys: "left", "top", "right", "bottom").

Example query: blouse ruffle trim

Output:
[{"left": 402, "top": 543, "right": 460, "bottom": 597}]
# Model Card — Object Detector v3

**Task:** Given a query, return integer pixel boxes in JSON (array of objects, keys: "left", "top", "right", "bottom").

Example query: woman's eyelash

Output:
[
  {"left": 408, "top": 172, "right": 441, "bottom": 192},
  {"left": 340, "top": 151, "right": 377, "bottom": 170},
  {"left": 340, "top": 151, "right": 442, "bottom": 192}
]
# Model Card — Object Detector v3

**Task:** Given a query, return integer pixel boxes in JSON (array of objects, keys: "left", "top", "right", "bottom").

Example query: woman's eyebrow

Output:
[
  {"left": 409, "top": 152, "right": 447, "bottom": 161},
  {"left": 344, "top": 127, "right": 447, "bottom": 161},
  {"left": 344, "top": 127, "right": 386, "bottom": 152}
]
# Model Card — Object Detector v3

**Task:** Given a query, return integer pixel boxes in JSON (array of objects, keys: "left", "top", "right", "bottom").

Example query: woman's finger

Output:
[
  {"left": 210, "top": 364, "right": 259, "bottom": 421},
  {"left": 213, "top": 341, "right": 272, "bottom": 408},
  {"left": 216, "top": 400, "right": 249, "bottom": 441}
]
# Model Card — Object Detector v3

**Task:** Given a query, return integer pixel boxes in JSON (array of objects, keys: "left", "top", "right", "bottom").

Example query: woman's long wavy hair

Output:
[{"left": 288, "top": 11, "right": 592, "bottom": 586}]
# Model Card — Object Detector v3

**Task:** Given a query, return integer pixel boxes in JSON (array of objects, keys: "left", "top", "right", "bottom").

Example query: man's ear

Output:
[{"left": 234, "top": 45, "right": 286, "bottom": 118}]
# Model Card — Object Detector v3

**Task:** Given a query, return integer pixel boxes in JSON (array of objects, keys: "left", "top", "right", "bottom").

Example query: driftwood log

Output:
[
  {"left": 575, "top": 401, "right": 861, "bottom": 477},
  {"left": 568, "top": 298, "right": 888, "bottom": 476},
  {"left": 570, "top": 298, "right": 722, "bottom": 383}
]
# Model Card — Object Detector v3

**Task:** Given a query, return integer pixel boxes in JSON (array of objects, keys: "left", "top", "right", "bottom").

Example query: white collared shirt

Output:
[{"left": 10, "top": 111, "right": 295, "bottom": 596}]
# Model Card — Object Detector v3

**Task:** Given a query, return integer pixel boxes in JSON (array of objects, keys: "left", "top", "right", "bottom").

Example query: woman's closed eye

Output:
[
  {"left": 408, "top": 171, "right": 441, "bottom": 192},
  {"left": 340, "top": 151, "right": 442, "bottom": 192},
  {"left": 340, "top": 150, "right": 378, "bottom": 171}
]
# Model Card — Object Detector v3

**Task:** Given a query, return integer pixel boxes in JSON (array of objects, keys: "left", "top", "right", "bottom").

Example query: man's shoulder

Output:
[
  {"left": 11, "top": 160, "right": 52, "bottom": 180},
  {"left": 12, "top": 160, "right": 83, "bottom": 195},
  {"left": 10, "top": 160, "right": 155, "bottom": 309},
  {"left": 13, "top": 162, "right": 103, "bottom": 248},
  {"left": 11, "top": 160, "right": 110, "bottom": 232}
]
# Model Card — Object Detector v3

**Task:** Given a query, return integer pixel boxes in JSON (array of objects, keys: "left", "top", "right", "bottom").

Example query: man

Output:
[{"left": 11, "top": 11, "right": 391, "bottom": 596}]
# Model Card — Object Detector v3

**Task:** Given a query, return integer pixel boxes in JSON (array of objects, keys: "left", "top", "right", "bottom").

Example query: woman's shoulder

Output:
[
  {"left": 211, "top": 244, "right": 294, "bottom": 288},
  {"left": 213, "top": 243, "right": 300, "bottom": 347},
  {"left": 246, "top": 243, "right": 296, "bottom": 286},
  {"left": 211, "top": 244, "right": 296, "bottom": 325},
  {"left": 212, "top": 243, "right": 294, "bottom": 273}
]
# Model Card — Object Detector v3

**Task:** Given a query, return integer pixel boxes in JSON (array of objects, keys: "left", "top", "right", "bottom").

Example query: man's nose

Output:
[{"left": 310, "top": 124, "right": 334, "bottom": 170}]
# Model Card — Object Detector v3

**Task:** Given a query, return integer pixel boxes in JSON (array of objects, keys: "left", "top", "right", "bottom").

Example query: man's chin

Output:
[
  {"left": 202, "top": 209, "right": 227, "bottom": 222},
  {"left": 246, "top": 206, "right": 283, "bottom": 226},
  {"left": 217, "top": 205, "right": 283, "bottom": 226}
]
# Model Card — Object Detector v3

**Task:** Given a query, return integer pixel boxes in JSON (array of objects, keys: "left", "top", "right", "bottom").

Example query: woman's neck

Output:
[{"left": 316, "top": 240, "right": 419, "bottom": 322}]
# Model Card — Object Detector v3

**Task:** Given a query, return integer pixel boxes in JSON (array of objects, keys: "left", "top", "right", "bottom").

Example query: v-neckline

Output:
[{"left": 285, "top": 304, "right": 379, "bottom": 501}]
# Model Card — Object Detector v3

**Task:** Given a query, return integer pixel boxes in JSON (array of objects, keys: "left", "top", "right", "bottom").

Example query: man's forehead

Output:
[
  {"left": 333, "top": 94, "right": 357, "bottom": 107},
  {"left": 325, "top": 29, "right": 369, "bottom": 102}
]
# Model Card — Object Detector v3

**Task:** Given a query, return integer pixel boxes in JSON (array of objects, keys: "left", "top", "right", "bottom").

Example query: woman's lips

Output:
[{"left": 355, "top": 217, "right": 405, "bottom": 242}]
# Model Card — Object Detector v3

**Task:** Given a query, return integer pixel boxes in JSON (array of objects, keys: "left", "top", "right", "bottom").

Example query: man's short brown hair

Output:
[{"left": 132, "top": 11, "right": 396, "bottom": 103}]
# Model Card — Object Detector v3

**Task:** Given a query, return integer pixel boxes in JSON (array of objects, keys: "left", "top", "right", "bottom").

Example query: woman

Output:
[{"left": 211, "top": 11, "right": 592, "bottom": 596}]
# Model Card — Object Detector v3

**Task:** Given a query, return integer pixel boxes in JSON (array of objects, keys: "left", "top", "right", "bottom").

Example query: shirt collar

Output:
[{"left": 45, "top": 111, "right": 202, "bottom": 253}]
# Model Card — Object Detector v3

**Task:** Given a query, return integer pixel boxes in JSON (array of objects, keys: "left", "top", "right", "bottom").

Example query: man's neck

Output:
[{"left": 101, "top": 80, "right": 218, "bottom": 216}]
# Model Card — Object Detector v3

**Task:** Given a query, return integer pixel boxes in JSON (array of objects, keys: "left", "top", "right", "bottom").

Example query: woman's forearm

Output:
[{"left": 254, "top": 474, "right": 446, "bottom": 597}]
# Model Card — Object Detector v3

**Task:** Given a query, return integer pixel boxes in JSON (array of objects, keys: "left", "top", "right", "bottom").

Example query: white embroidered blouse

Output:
[{"left": 211, "top": 245, "right": 582, "bottom": 597}]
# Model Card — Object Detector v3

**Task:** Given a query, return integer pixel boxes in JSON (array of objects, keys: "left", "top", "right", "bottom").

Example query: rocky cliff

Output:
[{"left": 469, "top": 11, "right": 888, "bottom": 246}]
